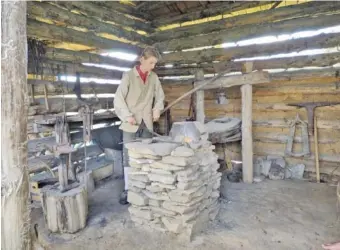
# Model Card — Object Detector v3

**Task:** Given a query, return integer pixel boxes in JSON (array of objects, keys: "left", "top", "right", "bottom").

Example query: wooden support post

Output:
[
  {"left": 195, "top": 70, "right": 205, "bottom": 124},
  {"left": 314, "top": 115, "right": 320, "bottom": 183},
  {"left": 1, "top": 1, "right": 31, "bottom": 249},
  {"left": 241, "top": 62, "right": 254, "bottom": 183}
]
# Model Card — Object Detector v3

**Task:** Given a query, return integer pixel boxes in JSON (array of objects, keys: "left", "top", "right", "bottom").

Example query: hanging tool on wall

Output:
[
  {"left": 74, "top": 72, "right": 95, "bottom": 182},
  {"left": 287, "top": 102, "right": 340, "bottom": 136},
  {"left": 54, "top": 115, "right": 78, "bottom": 192},
  {"left": 285, "top": 114, "right": 310, "bottom": 157},
  {"left": 287, "top": 102, "right": 340, "bottom": 183}
]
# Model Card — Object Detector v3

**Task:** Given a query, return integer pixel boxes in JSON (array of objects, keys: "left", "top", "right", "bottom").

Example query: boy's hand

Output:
[
  {"left": 126, "top": 116, "right": 136, "bottom": 125},
  {"left": 153, "top": 109, "right": 160, "bottom": 122}
]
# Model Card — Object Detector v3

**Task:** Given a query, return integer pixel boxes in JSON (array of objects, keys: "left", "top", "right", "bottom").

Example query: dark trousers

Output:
[{"left": 122, "top": 121, "right": 152, "bottom": 168}]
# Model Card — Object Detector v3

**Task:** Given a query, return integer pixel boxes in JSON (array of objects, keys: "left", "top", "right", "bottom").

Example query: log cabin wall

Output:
[
  {"left": 162, "top": 72, "right": 340, "bottom": 183},
  {"left": 148, "top": 1, "right": 340, "bottom": 183}
]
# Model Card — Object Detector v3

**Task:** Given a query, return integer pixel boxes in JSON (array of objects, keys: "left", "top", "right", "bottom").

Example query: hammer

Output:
[{"left": 287, "top": 102, "right": 340, "bottom": 135}]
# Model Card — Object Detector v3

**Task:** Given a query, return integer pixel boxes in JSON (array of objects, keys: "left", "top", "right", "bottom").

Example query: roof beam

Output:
[
  {"left": 152, "top": 1, "right": 273, "bottom": 27},
  {"left": 28, "top": 58, "right": 124, "bottom": 80},
  {"left": 159, "top": 33, "right": 340, "bottom": 65},
  {"left": 27, "top": 2, "right": 152, "bottom": 47},
  {"left": 154, "top": 12, "right": 340, "bottom": 52},
  {"left": 152, "top": 1, "right": 339, "bottom": 41},
  {"left": 53, "top": 1, "right": 153, "bottom": 33},
  {"left": 28, "top": 79, "right": 119, "bottom": 96},
  {"left": 27, "top": 19, "right": 141, "bottom": 54},
  {"left": 37, "top": 48, "right": 137, "bottom": 68},
  {"left": 156, "top": 53, "right": 340, "bottom": 76}
]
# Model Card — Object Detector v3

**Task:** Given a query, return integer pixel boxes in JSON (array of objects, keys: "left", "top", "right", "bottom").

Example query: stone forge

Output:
[{"left": 125, "top": 122, "right": 221, "bottom": 241}]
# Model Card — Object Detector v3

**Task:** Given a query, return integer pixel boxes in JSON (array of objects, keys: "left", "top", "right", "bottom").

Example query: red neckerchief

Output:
[{"left": 136, "top": 65, "right": 148, "bottom": 84}]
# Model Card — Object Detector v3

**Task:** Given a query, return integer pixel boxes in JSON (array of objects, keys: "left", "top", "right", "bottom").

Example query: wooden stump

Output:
[{"left": 41, "top": 184, "right": 88, "bottom": 233}]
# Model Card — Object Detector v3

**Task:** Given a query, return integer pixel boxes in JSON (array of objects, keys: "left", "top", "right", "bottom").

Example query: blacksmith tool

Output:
[
  {"left": 53, "top": 116, "right": 78, "bottom": 192},
  {"left": 287, "top": 102, "right": 340, "bottom": 135}
]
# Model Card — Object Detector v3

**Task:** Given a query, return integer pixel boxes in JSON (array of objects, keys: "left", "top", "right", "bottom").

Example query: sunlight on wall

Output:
[
  {"left": 157, "top": 0, "right": 310, "bottom": 31},
  {"left": 163, "top": 25, "right": 340, "bottom": 54},
  {"left": 82, "top": 63, "right": 131, "bottom": 72},
  {"left": 101, "top": 51, "right": 138, "bottom": 61},
  {"left": 59, "top": 75, "right": 121, "bottom": 84},
  {"left": 234, "top": 47, "right": 339, "bottom": 62}
]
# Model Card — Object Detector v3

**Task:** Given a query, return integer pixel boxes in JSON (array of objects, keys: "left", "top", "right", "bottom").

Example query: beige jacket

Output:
[{"left": 114, "top": 67, "right": 165, "bottom": 133}]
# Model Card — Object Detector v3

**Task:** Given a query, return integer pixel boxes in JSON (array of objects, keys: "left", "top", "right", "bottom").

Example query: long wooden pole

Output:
[
  {"left": 314, "top": 115, "right": 320, "bottom": 183},
  {"left": 1, "top": 1, "right": 31, "bottom": 249},
  {"left": 241, "top": 62, "right": 254, "bottom": 183},
  {"left": 161, "top": 69, "right": 230, "bottom": 115}
]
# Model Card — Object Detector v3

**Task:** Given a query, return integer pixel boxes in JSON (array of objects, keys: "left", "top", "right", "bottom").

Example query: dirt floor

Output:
[{"left": 32, "top": 175, "right": 340, "bottom": 250}]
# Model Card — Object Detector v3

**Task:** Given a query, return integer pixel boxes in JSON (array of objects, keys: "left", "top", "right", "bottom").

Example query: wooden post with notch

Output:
[
  {"left": 1, "top": 1, "right": 31, "bottom": 249},
  {"left": 241, "top": 62, "right": 254, "bottom": 183},
  {"left": 195, "top": 69, "right": 205, "bottom": 124}
]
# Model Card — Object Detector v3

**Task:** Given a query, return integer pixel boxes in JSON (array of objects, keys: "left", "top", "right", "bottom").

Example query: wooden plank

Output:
[
  {"left": 241, "top": 62, "right": 253, "bottom": 183},
  {"left": 28, "top": 125, "right": 119, "bottom": 154},
  {"left": 28, "top": 79, "right": 118, "bottom": 97},
  {"left": 27, "top": 2, "right": 150, "bottom": 47},
  {"left": 201, "top": 71, "right": 270, "bottom": 90},
  {"left": 152, "top": 2, "right": 340, "bottom": 41},
  {"left": 214, "top": 53, "right": 340, "bottom": 73},
  {"left": 195, "top": 70, "right": 205, "bottom": 123},
  {"left": 1, "top": 1, "right": 31, "bottom": 248},
  {"left": 53, "top": 1, "right": 153, "bottom": 33},
  {"left": 33, "top": 111, "right": 118, "bottom": 125},
  {"left": 27, "top": 58, "right": 124, "bottom": 80},
  {"left": 28, "top": 144, "right": 104, "bottom": 173},
  {"left": 253, "top": 141, "right": 340, "bottom": 159},
  {"left": 160, "top": 33, "right": 340, "bottom": 65},
  {"left": 31, "top": 96, "right": 114, "bottom": 115},
  {"left": 152, "top": 2, "right": 272, "bottom": 27},
  {"left": 27, "top": 19, "right": 139, "bottom": 53},
  {"left": 154, "top": 13, "right": 340, "bottom": 52},
  {"left": 160, "top": 68, "right": 340, "bottom": 85},
  {"left": 42, "top": 48, "right": 136, "bottom": 68},
  {"left": 93, "top": 1, "right": 149, "bottom": 20},
  {"left": 157, "top": 53, "right": 340, "bottom": 77}
]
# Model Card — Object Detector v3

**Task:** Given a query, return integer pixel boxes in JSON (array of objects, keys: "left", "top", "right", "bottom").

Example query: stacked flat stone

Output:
[{"left": 125, "top": 122, "right": 221, "bottom": 240}]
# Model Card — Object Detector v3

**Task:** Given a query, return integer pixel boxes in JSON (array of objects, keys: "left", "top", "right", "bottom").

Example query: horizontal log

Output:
[
  {"left": 160, "top": 68, "right": 340, "bottom": 85},
  {"left": 27, "top": 2, "right": 150, "bottom": 46},
  {"left": 28, "top": 125, "right": 119, "bottom": 154},
  {"left": 42, "top": 48, "right": 136, "bottom": 68},
  {"left": 28, "top": 144, "right": 103, "bottom": 173},
  {"left": 152, "top": 2, "right": 271, "bottom": 27},
  {"left": 160, "top": 33, "right": 340, "bottom": 65},
  {"left": 31, "top": 97, "right": 114, "bottom": 115},
  {"left": 214, "top": 53, "right": 340, "bottom": 73},
  {"left": 93, "top": 1, "right": 149, "bottom": 20},
  {"left": 254, "top": 153, "right": 340, "bottom": 176},
  {"left": 152, "top": 2, "right": 340, "bottom": 41},
  {"left": 33, "top": 112, "right": 118, "bottom": 126},
  {"left": 254, "top": 142, "right": 340, "bottom": 162},
  {"left": 200, "top": 71, "right": 270, "bottom": 90},
  {"left": 28, "top": 58, "right": 124, "bottom": 80},
  {"left": 53, "top": 1, "right": 153, "bottom": 33},
  {"left": 27, "top": 115, "right": 119, "bottom": 134},
  {"left": 27, "top": 19, "right": 140, "bottom": 53},
  {"left": 157, "top": 53, "right": 340, "bottom": 76},
  {"left": 154, "top": 13, "right": 340, "bottom": 52},
  {"left": 28, "top": 79, "right": 118, "bottom": 97},
  {"left": 156, "top": 53, "right": 340, "bottom": 77}
]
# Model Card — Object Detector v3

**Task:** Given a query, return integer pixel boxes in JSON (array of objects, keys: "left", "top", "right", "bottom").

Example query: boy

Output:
[{"left": 114, "top": 47, "right": 165, "bottom": 205}]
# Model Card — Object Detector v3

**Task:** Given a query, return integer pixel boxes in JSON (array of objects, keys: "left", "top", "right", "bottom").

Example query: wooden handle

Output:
[{"left": 314, "top": 115, "right": 320, "bottom": 183}]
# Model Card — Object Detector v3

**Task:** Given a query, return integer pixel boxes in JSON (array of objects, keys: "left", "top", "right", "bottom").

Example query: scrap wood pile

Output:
[{"left": 205, "top": 117, "right": 241, "bottom": 144}]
